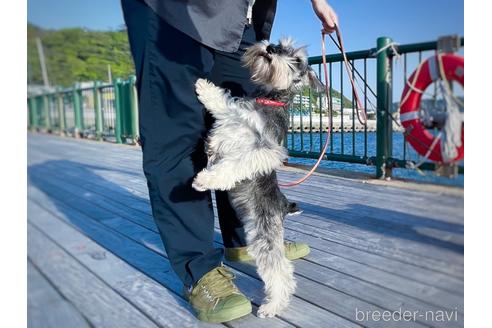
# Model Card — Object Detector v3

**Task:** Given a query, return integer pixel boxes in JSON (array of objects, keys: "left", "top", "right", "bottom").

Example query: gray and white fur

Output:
[{"left": 192, "top": 38, "right": 322, "bottom": 318}]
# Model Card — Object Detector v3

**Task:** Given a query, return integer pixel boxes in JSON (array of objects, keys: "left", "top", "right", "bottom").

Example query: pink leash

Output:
[{"left": 279, "top": 25, "right": 366, "bottom": 187}]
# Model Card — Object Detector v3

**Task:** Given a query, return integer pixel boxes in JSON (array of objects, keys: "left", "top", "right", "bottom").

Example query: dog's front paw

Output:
[
  {"left": 192, "top": 170, "right": 216, "bottom": 192},
  {"left": 195, "top": 78, "right": 218, "bottom": 100},
  {"left": 257, "top": 302, "right": 284, "bottom": 318},
  {"left": 195, "top": 78, "right": 226, "bottom": 109},
  {"left": 192, "top": 179, "right": 207, "bottom": 192},
  {"left": 195, "top": 78, "right": 211, "bottom": 95},
  {"left": 192, "top": 172, "right": 210, "bottom": 192}
]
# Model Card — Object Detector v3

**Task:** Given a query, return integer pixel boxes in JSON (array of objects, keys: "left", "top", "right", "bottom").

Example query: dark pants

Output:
[{"left": 121, "top": 0, "right": 257, "bottom": 287}]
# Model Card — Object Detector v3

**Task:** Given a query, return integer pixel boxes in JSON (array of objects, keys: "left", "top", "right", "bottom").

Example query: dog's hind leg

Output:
[
  {"left": 192, "top": 146, "right": 287, "bottom": 191},
  {"left": 245, "top": 214, "right": 296, "bottom": 318}
]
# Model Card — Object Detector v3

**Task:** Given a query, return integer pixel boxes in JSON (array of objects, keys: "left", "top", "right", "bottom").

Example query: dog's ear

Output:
[{"left": 307, "top": 67, "right": 325, "bottom": 92}]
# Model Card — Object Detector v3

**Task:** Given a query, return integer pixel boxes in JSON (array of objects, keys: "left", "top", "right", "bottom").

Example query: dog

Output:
[{"left": 192, "top": 38, "right": 323, "bottom": 318}]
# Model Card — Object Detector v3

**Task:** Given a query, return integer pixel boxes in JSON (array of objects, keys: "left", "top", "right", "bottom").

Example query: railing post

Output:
[
  {"left": 27, "top": 99, "right": 31, "bottom": 130},
  {"left": 79, "top": 87, "right": 85, "bottom": 132},
  {"left": 114, "top": 78, "right": 123, "bottom": 144},
  {"left": 36, "top": 96, "right": 44, "bottom": 130},
  {"left": 28, "top": 97, "right": 38, "bottom": 130},
  {"left": 120, "top": 80, "right": 129, "bottom": 141},
  {"left": 73, "top": 83, "right": 83, "bottom": 137},
  {"left": 128, "top": 75, "right": 139, "bottom": 144},
  {"left": 43, "top": 94, "right": 51, "bottom": 132},
  {"left": 57, "top": 89, "right": 65, "bottom": 135},
  {"left": 93, "top": 81, "right": 104, "bottom": 140},
  {"left": 376, "top": 37, "right": 394, "bottom": 179}
]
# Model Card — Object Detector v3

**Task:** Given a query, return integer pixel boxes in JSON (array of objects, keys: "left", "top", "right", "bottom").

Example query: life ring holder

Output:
[{"left": 400, "top": 53, "right": 464, "bottom": 163}]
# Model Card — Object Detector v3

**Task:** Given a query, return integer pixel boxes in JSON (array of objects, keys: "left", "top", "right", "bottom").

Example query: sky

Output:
[
  {"left": 28, "top": 0, "right": 464, "bottom": 55},
  {"left": 28, "top": 0, "right": 464, "bottom": 99}
]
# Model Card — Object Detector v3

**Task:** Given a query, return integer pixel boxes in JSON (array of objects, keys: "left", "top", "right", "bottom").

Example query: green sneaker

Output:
[
  {"left": 225, "top": 241, "right": 310, "bottom": 262},
  {"left": 184, "top": 266, "right": 252, "bottom": 323}
]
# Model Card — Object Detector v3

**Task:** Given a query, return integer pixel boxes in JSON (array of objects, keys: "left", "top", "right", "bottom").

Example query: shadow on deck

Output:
[{"left": 27, "top": 133, "right": 464, "bottom": 328}]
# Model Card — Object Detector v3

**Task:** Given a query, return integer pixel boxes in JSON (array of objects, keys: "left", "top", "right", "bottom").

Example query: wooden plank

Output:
[
  {"left": 33, "top": 158, "right": 464, "bottom": 267},
  {"left": 27, "top": 224, "right": 159, "bottom": 328},
  {"left": 26, "top": 164, "right": 462, "bottom": 304},
  {"left": 28, "top": 134, "right": 465, "bottom": 325},
  {"left": 28, "top": 182, "right": 361, "bottom": 328},
  {"left": 27, "top": 191, "right": 289, "bottom": 328},
  {"left": 278, "top": 171, "right": 463, "bottom": 211},
  {"left": 282, "top": 227, "right": 463, "bottom": 299},
  {"left": 28, "top": 161, "right": 464, "bottom": 290},
  {"left": 30, "top": 136, "right": 462, "bottom": 226},
  {"left": 27, "top": 161, "right": 462, "bottom": 292},
  {"left": 28, "top": 201, "right": 223, "bottom": 328},
  {"left": 300, "top": 247, "right": 462, "bottom": 298},
  {"left": 28, "top": 260, "right": 91, "bottom": 328},
  {"left": 282, "top": 187, "right": 463, "bottom": 234},
  {"left": 27, "top": 190, "right": 313, "bottom": 328},
  {"left": 29, "top": 182, "right": 447, "bottom": 328},
  {"left": 288, "top": 209, "right": 463, "bottom": 248},
  {"left": 28, "top": 159, "right": 462, "bottom": 258},
  {"left": 28, "top": 159, "right": 463, "bottom": 255},
  {"left": 28, "top": 134, "right": 463, "bottom": 218},
  {"left": 28, "top": 164, "right": 464, "bottom": 280},
  {"left": 96, "top": 216, "right": 443, "bottom": 328},
  {"left": 283, "top": 219, "right": 463, "bottom": 278}
]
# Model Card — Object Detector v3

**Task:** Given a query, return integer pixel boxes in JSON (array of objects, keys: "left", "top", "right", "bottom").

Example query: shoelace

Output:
[
  {"left": 200, "top": 267, "right": 239, "bottom": 308},
  {"left": 285, "top": 241, "right": 295, "bottom": 250}
]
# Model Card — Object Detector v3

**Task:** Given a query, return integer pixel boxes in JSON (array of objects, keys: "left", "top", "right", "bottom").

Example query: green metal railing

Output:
[
  {"left": 27, "top": 36, "right": 464, "bottom": 179},
  {"left": 28, "top": 76, "right": 139, "bottom": 144},
  {"left": 286, "top": 44, "right": 376, "bottom": 169},
  {"left": 286, "top": 35, "right": 464, "bottom": 178}
]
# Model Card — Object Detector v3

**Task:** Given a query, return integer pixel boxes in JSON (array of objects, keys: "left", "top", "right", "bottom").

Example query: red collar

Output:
[{"left": 255, "top": 98, "right": 287, "bottom": 108}]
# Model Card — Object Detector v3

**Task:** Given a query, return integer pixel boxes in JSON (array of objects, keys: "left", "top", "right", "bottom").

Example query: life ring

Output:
[{"left": 399, "top": 54, "right": 464, "bottom": 163}]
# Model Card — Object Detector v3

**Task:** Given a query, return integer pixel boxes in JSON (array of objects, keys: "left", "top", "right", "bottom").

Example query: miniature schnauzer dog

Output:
[{"left": 192, "top": 38, "right": 323, "bottom": 318}]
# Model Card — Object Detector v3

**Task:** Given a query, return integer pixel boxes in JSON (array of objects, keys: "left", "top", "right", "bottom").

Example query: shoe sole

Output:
[
  {"left": 226, "top": 246, "right": 311, "bottom": 262},
  {"left": 195, "top": 302, "right": 252, "bottom": 323},
  {"left": 288, "top": 246, "right": 310, "bottom": 260}
]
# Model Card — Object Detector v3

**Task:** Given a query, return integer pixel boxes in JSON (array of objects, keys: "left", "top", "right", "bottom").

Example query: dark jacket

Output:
[{"left": 142, "top": 0, "right": 277, "bottom": 52}]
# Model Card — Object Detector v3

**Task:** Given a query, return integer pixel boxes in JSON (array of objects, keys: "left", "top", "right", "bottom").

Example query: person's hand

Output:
[{"left": 310, "top": 0, "right": 339, "bottom": 33}]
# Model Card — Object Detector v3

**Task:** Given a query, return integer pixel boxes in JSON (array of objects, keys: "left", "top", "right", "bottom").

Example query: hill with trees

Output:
[{"left": 28, "top": 23, "right": 134, "bottom": 87}]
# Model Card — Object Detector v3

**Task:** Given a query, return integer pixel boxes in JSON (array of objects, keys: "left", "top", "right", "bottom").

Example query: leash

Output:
[{"left": 279, "top": 25, "right": 365, "bottom": 187}]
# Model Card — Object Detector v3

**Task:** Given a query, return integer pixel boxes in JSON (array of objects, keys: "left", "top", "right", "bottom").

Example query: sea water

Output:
[{"left": 286, "top": 132, "right": 464, "bottom": 187}]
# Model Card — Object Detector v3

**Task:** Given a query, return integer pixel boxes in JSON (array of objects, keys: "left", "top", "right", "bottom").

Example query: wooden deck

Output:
[{"left": 27, "top": 133, "right": 464, "bottom": 328}]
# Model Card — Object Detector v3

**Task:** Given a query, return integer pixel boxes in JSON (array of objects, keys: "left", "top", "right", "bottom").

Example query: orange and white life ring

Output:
[{"left": 399, "top": 54, "right": 464, "bottom": 163}]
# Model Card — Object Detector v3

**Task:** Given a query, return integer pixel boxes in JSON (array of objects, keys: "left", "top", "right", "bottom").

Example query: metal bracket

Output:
[
  {"left": 437, "top": 35, "right": 461, "bottom": 54},
  {"left": 435, "top": 35, "right": 462, "bottom": 176},
  {"left": 435, "top": 162, "right": 459, "bottom": 178}
]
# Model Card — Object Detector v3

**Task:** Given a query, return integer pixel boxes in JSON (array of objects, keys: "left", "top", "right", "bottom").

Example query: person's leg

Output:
[
  {"left": 209, "top": 24, "right": 257, "bottom": 248},
  {"left": 122, "top": 0, "right": 221, "bottom": 287}
]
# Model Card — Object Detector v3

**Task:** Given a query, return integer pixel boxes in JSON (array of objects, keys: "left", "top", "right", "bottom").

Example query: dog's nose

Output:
[{"left": 266, "top": 44, "right": 279, "bottom": 54}]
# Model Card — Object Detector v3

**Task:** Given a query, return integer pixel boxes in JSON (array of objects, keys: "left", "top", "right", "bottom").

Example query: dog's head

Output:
[{"left": 243, "top": 38, "right": 324, "bottom": 92}]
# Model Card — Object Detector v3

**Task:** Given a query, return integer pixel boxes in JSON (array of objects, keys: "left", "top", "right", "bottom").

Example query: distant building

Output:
[
  {"left": 293, "top": 95, "right": 311, "bottom": 108},
  {"left": 319, "top": 95, "right": 342, "bottom": 111}
]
